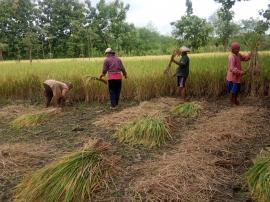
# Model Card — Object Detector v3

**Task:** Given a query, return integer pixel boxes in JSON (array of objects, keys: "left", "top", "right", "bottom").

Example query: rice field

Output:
[{"left": 0, "top": 52, "right": 270, "bottom": 103}]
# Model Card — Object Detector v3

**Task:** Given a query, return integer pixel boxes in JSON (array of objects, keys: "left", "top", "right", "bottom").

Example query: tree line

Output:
[{"left": 0, "top": 0, "right": 269, "bottom": 61}]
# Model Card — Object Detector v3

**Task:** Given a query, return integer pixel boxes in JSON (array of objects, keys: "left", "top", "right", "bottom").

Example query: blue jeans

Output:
[{"left": 227, "top": 81, "right": 240, "bottom": 95}]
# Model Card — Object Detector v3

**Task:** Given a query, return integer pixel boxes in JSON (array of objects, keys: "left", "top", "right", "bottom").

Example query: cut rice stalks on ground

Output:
[
  {"left": 94, "top": 97, "right": 180, "bottom": 129},
  {"left": 130, "top": 106, "right": 264, "bottom": 201},
  {"left": 13, "top": 139, "right": 119, "bottom": 202},
  {"left": 9, "top": 108, "right": 60, "bottom": 129},
  {"left": 114, "top": 115, "right": 172, "bottom": 148},
  {"left": 171, "top": 102, "right": 201, "bottom": 118},
  {"left": 245, "top": 153, "right": 270, "bottom": 202}
]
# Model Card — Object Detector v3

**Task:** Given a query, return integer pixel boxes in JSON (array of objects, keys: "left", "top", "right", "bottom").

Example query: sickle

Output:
[{"left": 84, "top": 76, "right": 107, "bottom": 85}]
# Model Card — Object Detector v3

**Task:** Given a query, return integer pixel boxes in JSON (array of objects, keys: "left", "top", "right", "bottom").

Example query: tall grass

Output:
[
  {"left": 0, "top": 52, "right": 269, "bottom": 102},
  {"left": 13, "top": 140, "right": 115, "bottom": 202},
  {"left": 114, "top": 116, "right": 171, "bottom": 148},
  {"left": 245, "top": 155, "right": 270, "bottom": 202}
]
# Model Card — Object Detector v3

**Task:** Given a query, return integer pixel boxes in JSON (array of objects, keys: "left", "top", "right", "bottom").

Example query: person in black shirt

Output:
[{"left": 172, "top": 46, "right": 190, "bottom": 100}]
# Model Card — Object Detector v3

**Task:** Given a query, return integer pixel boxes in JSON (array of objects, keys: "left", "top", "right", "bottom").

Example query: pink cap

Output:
[{"left": 231, "top": 42, "right": 240, "bottom": 50}]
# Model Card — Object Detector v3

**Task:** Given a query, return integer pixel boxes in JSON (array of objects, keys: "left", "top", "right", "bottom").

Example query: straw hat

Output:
[
  {"left": 180, "top": 46, "right": 190, "bottom": 52},
  {"left": 104, "top": 48, "right": 115, "bottom": 54}
]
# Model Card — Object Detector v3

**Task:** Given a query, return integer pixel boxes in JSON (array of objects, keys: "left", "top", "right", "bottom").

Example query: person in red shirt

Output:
[
  {"left": 226, "top": 42, "right": 251, "bottom": 105},
  {"left": 100, "top": 48, "right": 127, "bottom": 109}
]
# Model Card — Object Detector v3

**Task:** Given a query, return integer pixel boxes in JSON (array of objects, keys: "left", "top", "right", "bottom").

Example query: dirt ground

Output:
[{"left": 0, "top": 97, "right": 270, "bottom": 202}]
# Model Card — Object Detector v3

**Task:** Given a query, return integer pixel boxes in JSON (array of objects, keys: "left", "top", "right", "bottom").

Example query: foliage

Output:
[
  {"left": 13, "top": 140, "right": 115, "bottom": 202},
  {"left": 0, "top": 0, "right": 266, "bottom": 59},
  {"left": 185, "top": 0, "right": 193, "bottom": 16},
  {"left": 114, "top": 116, "right": 171, "bottom": 148},
  {"left": 262, "top": 4, "right": 270, "bottom": 21},
  {"left": 231, "top": 18, "right": 268, "bottom": 51},
  {"left": 245, "top": 154, "right": 270, "bottom": 202},
  {"left": 171, "top": 103, "right": 201, "bottom": 118},
  {"left": 213, "top": 0, "right": 250, "bottom": 49},
  {"left": 172, "top": 15, "right": 212, "bottom": 51}
]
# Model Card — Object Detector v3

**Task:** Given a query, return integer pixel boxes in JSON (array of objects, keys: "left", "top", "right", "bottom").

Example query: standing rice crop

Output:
[
  {"left": 13, "top": 140, "right": 117, "bottom": 202},
  {"left": 0, "top": 52, "right": 269, "bottom": 102}
]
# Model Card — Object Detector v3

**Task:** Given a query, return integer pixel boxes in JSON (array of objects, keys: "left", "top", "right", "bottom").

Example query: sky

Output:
[{"left": 92, "top": 0, "right": 270, "bottom": 35}]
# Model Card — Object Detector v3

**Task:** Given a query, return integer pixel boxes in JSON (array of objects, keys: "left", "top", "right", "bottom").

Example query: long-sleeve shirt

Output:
[
  {"left": 44, "top": 80, "right": 69, "bottom": 99},
  {"left": 102, "top": 54, "right": 127, "bottom": 80},
  {"left": 226, "top": 52, "right": 250, "bottom": 83}
]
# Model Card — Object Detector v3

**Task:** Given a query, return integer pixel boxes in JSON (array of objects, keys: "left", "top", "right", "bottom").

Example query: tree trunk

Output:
[
  {"left": 0, "top": 49, "right": 3, "bottom": 61},
  {"left": 29, "top": 46, "right": 32, "bottom": 64},
  {"left": 42, "top": 40, "right": 45, "bottom": 59}
]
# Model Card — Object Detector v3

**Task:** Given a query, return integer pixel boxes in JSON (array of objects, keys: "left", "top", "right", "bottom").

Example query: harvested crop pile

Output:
[
  {"left": 13, "top": 139, "right": 118, "bottom": 202},
  {"left": 114, "top": 115, "right": 172, "bottom": 148},
  {"left": 171, "top": 102, "right": 201, "bottom": 118},
  {"left": 245, "top": 154, "right": 270, "bottom": 202},
  {"left": 10, "top": 108, "right": 60, "bottom": 129},
  {"left": 131, "top": 106, "right": 262, "bottom": 201},
  {"left": 94, "top": 97, "right": 179, "bottom": 129}
]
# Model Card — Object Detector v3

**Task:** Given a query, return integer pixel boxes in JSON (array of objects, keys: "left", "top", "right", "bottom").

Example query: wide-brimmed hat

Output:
[
  {"left": 180, "top": 46, "right": 190, "bottom": 52},
  {"left": 104, "top": 48, "right": 115, "bottom": 54}
]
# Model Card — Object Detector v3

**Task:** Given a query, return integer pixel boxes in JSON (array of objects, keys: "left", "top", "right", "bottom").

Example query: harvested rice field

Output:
[{"left": 1, "top": 96, "right": 270, "bottom": 202}]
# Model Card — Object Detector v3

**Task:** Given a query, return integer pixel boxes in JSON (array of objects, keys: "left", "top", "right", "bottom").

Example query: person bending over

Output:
[{"left": 43, "top": 79, "right": 73, "bottom": 107}]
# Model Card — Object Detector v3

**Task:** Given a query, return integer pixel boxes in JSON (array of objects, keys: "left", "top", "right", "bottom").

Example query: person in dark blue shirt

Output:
[{"left": 172, "top": 46, "right": 190, "bottom": 101}]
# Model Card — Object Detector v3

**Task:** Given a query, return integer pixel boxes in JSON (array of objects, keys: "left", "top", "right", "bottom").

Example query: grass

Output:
[
  {"left": 245, "top": 154, "right": 270, "bottom": 202},
  {"left": 0, "top": 52, "right": 269, "bottom": 102},
  {"left": 171, "top": 102, "right": 201, "bottom": 118},
  {"left": 13, "top": 140, "right": 116, "bottom": 202},
  {"left": 10, "top": 112, "right": 48, "bottom": 129},
  {"left": 113, "top": 115, "right": 171, "bottom": 148}
]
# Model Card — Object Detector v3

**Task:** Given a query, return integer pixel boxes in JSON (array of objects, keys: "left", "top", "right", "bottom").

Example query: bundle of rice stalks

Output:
[
  {"left": 114, "top": 116, "right": 171, "bottom": 148},
  {"left": 245, "top": 154, "right": 270, "bottom": 202},
  {"left": 13, "top": 140, "right": 117, "bottom": 202},
  {"left": 171, "top": 102, "right": 201, "bottom": 118},
  {"left": 10, "top": 112, "right": 48, "bottom": 129}
]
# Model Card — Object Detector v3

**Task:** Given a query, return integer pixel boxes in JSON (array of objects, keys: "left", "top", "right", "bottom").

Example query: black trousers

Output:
[
  {"left": 43, "top": 83, "right": 53, "bottom": 107},
  {"left": 108, "top": 79, "right": 122, "bottom": 107}
]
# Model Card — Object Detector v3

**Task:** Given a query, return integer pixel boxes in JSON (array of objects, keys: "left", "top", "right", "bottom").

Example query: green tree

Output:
[
  {"left": 88, "top": 0, "right": 129, "bottom": 52},
  {"left": 38, "top": 0, "right": 86, "bottom": 58},
  {"left": 213, "top": 0, "right": 249, "bottom": 49},
  {"left": 0, "top": 42, "right": 8, "bottom": 60},
  {"left": 186, "top": 0, "right": 193, "bottom": 16},
  {"left": 22, "top": 31, "right": 39, "bottom": 63},
  {"left": 172, "top": 15, "right": 211, "bottom": 51},
  {"left": 0, "top": 0, "right": 39, "bottom": 59},
  {"left": 263, "top": 4, "right": 270, "bottom": 20}
]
